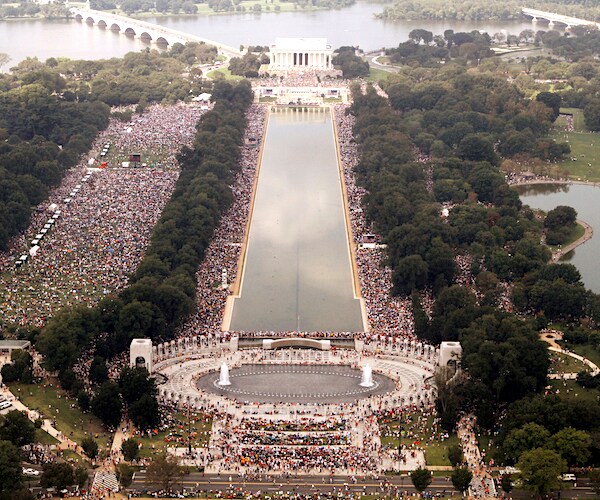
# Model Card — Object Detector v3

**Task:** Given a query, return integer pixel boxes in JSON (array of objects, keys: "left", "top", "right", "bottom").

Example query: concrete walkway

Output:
[
  {"left": 541, "top": 330, "right": 600, "bottom": 377},
  {"left": 550, "top": 219, "right": 593, "bottom": 263}
]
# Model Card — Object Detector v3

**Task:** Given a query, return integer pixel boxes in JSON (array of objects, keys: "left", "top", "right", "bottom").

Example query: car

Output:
[
  {"left": 560, "top": 473, "right": 577, "bottom": 482},
  {"left": 22, "top": 468, "right": 40, "bottom": 476}
]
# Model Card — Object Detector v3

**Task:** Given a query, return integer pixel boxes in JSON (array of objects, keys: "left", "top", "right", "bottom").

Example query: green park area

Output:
[
  {"left": 549, "top": 378, "right": 600, "bottom": 404},
  {"left": 379, "top": 411, "right": 459, "bottom": 467},
  {"left": 135, "top": 411, "right": 212, "bottom": 458},
  {"left": 548, "top": 351, "right": 588, "bottom": 374},
  {"left": 547, "top": 221, "right": 585, "bottom": 254},
  {"left": 551, "top": 108, "right": 600, "bottom": 182},
  {"left": 8, "top": 381, "right": 110, "bottom": 452}
]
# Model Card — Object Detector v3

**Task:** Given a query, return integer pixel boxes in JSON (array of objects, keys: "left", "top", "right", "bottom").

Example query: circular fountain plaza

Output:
[{"left": 150, "top": 335, "right": 439, "bottom": 475}]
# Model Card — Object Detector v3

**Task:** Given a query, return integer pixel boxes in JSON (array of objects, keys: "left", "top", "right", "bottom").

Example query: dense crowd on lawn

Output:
[{"left": 0, "top": 104, "right": 206, "bottom": 328}]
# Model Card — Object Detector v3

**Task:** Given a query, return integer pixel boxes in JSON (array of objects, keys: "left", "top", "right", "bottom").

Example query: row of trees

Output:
[
  {"left": 379, "top": 0, "right": 600, "bottom": 22},
  {"left": 0, "top": 44, "right": 221, "bottom": 252},
  {"left": 37, "top": 79, "right": 253, "bottom": 389}
]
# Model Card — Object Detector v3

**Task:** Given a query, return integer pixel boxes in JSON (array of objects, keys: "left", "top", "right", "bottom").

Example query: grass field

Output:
[
  {"left": 368, "top": 67, "right": 392, "bottom": 83},
  {"left": 112, "top": 0, "right": 327, "bottom": 18},
  {"left": 136, "top": 412, "right": 212, "bottom": 458},
  {"left": 8, "top": 381, "right": 111, "bottom": 451},
  {"left": 207, "top": 68, "right": 245, "bottom": 80},
  {"left": 549, "top": 351, "right": 588, "bottom": 374},
  {"left": 546, "top": 222, "right": 585, "bottom": 253},
  {"left": 550, "top": 107, "right": 600, "bottom": 181},
  {"left": 379, "top": 412, "right": 458, "bottom": 467},
  {"left": 549, "top": 379, "right": 600, "bottom": 404},
  {"left": 566, "top": 343, "right": 600, "bottom": 369}
]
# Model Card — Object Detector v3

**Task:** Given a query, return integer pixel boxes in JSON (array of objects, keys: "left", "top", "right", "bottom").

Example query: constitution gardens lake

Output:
[
  {"left": 516, "top": 182, "right": 600, "bottom": 293},
  {"left": 226, "top": 107, "right": 366, "bottom": 333},
  {"left": 0, "top": 1, "right": 537, "bottom": 66}
]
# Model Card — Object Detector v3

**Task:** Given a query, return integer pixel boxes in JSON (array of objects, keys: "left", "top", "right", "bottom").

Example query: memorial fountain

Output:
[
  {"left": 218, "top": 362, "right": 231, "bottom": 386},
  {"left": 360, "top": 364, "right": 374, "bottom": 387}
]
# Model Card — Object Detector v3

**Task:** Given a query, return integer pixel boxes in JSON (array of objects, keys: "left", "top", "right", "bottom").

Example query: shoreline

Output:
[
  {"left": 221, "top": 105, "right": 270, "bottom": 332},
  {"left": 550, "top": 219, "right": 593, "bottom": 263},
  {"left": 510, "top": 179, "right": 596, "bottom": 262},
  {"left": 331, "top": 105, "right": 370, "bottom": 333}
]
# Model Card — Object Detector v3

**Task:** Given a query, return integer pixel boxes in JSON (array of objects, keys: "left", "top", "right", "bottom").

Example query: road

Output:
[{"left": 130, "top": 472, "right": 597, "bottom": 498}]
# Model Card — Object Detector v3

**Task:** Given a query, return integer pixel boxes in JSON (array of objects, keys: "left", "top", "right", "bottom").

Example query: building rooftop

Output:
[
  {"left": 0, "top": 340, "right": 31, "bottom": 349},
  {"left": 272, "top": 38, "right": 332, "bottom": 51}
]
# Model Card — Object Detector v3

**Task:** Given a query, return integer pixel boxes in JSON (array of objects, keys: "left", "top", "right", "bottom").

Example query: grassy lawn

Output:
[
  {"left": 566, "top": 343, "right": 600, "bottom": 369},
  {"left": 549, "top": 108, "right": 600, "bottom": 181},
  {"left": 368, "top": 67, "right": 392, "bottom": 83},
  {"left": 136, "top": 412, "right": 212, "bottom": 459},
  {"left": 35, "top": 428, "right": 59, "bottom": 446},
  {"left": 379, "top": 412, "right": 457, "bottom": 466},
  {"left": 8, "top": 381, "right": 111, "bottom": 451},
  {"left": 549, "top": 379, "right": 600, "bottom": 404},
  {"left": 546, "top": 221, "right": 585, "bottom": 253},
  {"left": 207, "top": 68, "right": 245, "bottom": 81},
  {"left": 115, "top": 0, "right": 326, "bottom": 18},
  {"left": 549, "top": 351, "right": 588, "bottom": 374}
]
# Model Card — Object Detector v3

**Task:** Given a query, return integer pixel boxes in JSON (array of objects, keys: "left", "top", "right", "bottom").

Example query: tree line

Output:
[
  {"left": 36, "top": 80, "right": 253, "bottom": 426},
  {"left": 0, "top": 45, "right": 218, "bottom": 253},
  {"left": 348, "top": 59, "right": 600, "bottom": 458}
]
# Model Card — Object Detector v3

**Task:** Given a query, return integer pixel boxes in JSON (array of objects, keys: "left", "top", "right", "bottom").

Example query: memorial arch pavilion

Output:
[{"left": 269, "top": 38, "right": 334, "bottom": 71}]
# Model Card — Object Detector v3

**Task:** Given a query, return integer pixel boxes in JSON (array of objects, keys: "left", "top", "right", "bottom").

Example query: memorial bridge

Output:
[
  {"left": 71, "top": 7, "right": 241, "bottom": 57},
  {"left": 521, "top": 7, "right": 599, "bottom": 30}
]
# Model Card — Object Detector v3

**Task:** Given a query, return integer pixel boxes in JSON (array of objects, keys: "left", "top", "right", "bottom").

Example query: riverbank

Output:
[
  {"left": 550, "top": 219, "right": 593, "bottom": 263},
  {"left": 511, "top": 179, "right": 596, "bottom": 263}
]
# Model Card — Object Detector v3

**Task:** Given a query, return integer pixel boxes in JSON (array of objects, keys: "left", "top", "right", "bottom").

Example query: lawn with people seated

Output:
[
  {"left": 134, "top": 411, "right": 213, "bottom": 458},
  {"left": 379, "top": 410, "right": 457, "bottom": 466},
  {"left": 549, "top": 351, "right": 589, "bottom": 374},
  {"left": 551, "top": 108, "right": 600, "bottom": 181},
  {"left": 8, "top": 381, "right": 109, "bottom": 451}
]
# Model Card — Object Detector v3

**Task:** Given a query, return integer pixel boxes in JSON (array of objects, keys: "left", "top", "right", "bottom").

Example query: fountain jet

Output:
[
  {"left": 218, "top": 362, "right": 231, "bottom": 386},
  {"left": 360, "top": 364, "right": 374, "bottom": 387}
]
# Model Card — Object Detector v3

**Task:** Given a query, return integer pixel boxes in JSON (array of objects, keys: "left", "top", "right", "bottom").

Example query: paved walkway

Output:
[
  {"left": 457, "top": 415, "right": 497, "bottom": 499},
  {"left": 550, "top": 219, "right": 593, "bottom": 263},
  {"left": 541, "top": 330, "right": 600, "bottom": 378},
  {"left": 0, "top": 383, "right": 85, "bottom": 455}
]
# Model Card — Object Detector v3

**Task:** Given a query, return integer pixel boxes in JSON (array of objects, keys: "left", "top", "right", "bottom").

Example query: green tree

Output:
[
  {"left": 129, "top": 394, "right": 159, "bottom": 432},
  {"left": 0, "top": 440, "right": 22, "bottom": 492},
  {"left": 410, "top": 467, "right": 432, "bottom": 493},
  {"left": 451, "top": 466, "right": 473, "bottom": 495},
  {"left": 74, "top": 466, "right": 88, "bottom": 488},
  {"left": 448, "top": 443, "right": 464, "bottom": 467},
  {"left": 91, "top": 381, "right": 122, "bottom": 428},
  {"left": 0, "top": 410, "right": 35, "bottom": 447},
  {"left": 503, "top": 422, "right": 550, "bottom": 464},
  {"left": 81, "top": 436, "right": 98, "bottom": 459},
  {"left": 517, "top": 448, "right": 565, "bottom": 498},
  {"left": 40, "top": 462, "right": 75, "bottom": 490},
  {"left": 121, "top": 437, "right": 140, "bottom": 461},
  {"left": 550, "top": 427, "right": 591, "bottom": 467},
  {"left": 147, "top": 453, "right": 184, "bottom": 491},
  {"left": 116, "top": 463, "right": 134, "bottom": 488}
]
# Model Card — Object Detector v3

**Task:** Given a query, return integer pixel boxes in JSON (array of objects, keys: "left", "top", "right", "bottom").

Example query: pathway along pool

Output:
[
  {"left": 516, "top": 182, "right": 600, "bottom": 293},
  {"left": 227, "top": 107, "right": 365, "bottom": 333}
]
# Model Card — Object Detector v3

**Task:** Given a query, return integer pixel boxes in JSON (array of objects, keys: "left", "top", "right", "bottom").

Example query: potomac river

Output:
[{"left": 1, "top": 1, "right": 537, "bottom": 66}]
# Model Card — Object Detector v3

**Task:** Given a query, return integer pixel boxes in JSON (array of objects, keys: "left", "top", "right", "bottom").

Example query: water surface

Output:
[
  {"left": 230, "top": 107, "right": 364, "bottom": 332},
  {"left": 516, "top": 182, "right": 600, "bottom": 292}
]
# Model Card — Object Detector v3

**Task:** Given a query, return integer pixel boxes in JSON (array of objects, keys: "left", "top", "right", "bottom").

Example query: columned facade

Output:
[{"left": 269, "top": 38, "right": 334, "bottom": 71}]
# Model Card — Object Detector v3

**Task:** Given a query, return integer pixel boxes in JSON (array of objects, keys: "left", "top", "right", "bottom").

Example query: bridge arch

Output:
[
  {"left": 97, "top": 20, "right": 107, "bottom": 29},
  {"left": 124, "top": 27, "right": 136, "bottom": 37},
  {"left": 85, "top": 16, "right": 95, "bottom": 24},
  {"left": 140, "top": 32, "right": 152, "bottom": 42},
  {"left": 156, "top": 37, "right": 169, "bottom": 45},
  {"left": 110, "top": 23, "right": 120, "bottom": 32}
]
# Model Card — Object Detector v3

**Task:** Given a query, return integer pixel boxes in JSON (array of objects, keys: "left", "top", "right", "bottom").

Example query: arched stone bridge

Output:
[
  {"left": 522, "top": 7, "right": 600, "bottom": 30},
  {"left": 71, "top": 8, "right": 241, "bottom": 57}
]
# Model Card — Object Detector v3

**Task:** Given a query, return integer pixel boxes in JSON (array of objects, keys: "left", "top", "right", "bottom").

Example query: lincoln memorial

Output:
[{"left": 269, "top": 38, "right": 334, "bottom": 71}]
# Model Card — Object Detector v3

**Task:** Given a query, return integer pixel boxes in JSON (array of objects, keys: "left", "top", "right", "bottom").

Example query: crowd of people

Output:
[{"left": 0, "top": 104, "right": 206, "bottom": 328}]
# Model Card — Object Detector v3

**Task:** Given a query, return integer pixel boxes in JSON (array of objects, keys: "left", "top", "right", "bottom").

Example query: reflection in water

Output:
[
  {"left": 230, "top": 107, "right": 364, "bottom": 333},
  {"left": 516, "top": 183, "right": 600, "bottom": 292}
]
